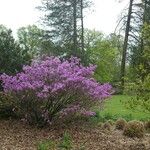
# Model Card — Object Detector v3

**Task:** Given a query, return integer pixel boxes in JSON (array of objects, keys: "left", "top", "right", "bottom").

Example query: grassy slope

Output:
[{"left": 99, "top": 95, "right": 150, "bottom": 121}]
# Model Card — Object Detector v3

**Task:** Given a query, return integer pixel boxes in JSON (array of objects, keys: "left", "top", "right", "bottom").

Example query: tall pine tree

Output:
[{"left": 38, "top": 0, "right": 91, "bottom": 61}]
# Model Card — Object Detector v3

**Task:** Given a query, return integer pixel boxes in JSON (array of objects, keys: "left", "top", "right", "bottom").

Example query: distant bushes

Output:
[
  {"left": 124, "top": 75, "right": 150, "bottom": 113},
  {"left": 0, "top": 56, "right": 112, "bottom": 126}
]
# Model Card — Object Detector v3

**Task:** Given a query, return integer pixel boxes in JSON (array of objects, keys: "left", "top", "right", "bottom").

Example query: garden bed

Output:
[{"left": 0, "top": 119, "right": 149, "bottom": 150}]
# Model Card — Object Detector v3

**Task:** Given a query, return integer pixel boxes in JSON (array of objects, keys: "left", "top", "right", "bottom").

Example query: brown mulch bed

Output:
[{"left": 0, "top": 119, "right": 149, "bottom": 150}]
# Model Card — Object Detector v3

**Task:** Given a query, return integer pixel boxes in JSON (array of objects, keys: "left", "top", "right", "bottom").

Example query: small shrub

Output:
[
  {"left": 97, "top": 122, "right": 103, "bottom": 127},
  {"left": 129, "top": 143, "right": 146, "bottom": 150},
  {"left": 144, "top": 120, "right": 150, "bottom": 132},
  {"left": 0, "top": 57, "right": 112, "bottom": 126},
  {"left": 102, "top": 122, "right": 111, "bottom": 131},
  {"left": 0, "top": 92, "right": 18, "bottom": 118},
  {"left": 37, "top": 140, "right": 56, "bottom": 150},
  {"left": 124, "top": 75, "right": 150, "bottom": 113},
  {"left": 123, "top": 120, "right": 145, "bottom": 138},
  {"left": 59, "top": 131, "right": 73, "bottom": 150},
  {"left": 115, "top": 118, "right": 127, "bottom": 130}
]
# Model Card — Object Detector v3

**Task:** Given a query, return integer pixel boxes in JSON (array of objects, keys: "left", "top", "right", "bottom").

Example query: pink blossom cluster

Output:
[{"left": 0, "top": 56, "right": 112, "bottom": 121}]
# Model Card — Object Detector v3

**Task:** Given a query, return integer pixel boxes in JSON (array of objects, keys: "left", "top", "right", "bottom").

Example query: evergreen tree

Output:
[
  {"left": 38, "top": 0, "right": 91, "bottom": 60},
  {"left": 0, "top": 25, "right": 23, "bottom": 74},
  {"left": 129, "top": 0, "right": 150, "bottom": 79}
]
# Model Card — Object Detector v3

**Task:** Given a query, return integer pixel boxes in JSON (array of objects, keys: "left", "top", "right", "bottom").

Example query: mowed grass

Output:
[{"left": 99, "top": 95, "right": 150, "bottom": 121}]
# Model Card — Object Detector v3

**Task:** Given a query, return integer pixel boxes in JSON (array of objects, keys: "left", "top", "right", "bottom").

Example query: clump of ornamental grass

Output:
[
  {"left": 129, "top": 143, "right": 146, "bottom": 150},
  {"left": 0, "top": 56, "right": 112, "bottom": 126},
  {"left": 123, "top": 120, "right": 145, "bottom": 138},
  {"left": 0, "top": 92, "right": 18, "bottom": 119},
  {"left": 102, "top": 122, "right": 111, "bottom": 131},
  {"left": 144, "top": 120, "right": 150, "bottom": 132},
  {"left": 59, "top": 131, "right": 73, "bottom": 150},
  {"left": 97, "top": 122, "right": 103, "bottom": 128},
  {"left": 115, "top": 118, "right": 127, "bottom": 130},
  {"left": 37, "top": 140, "right": 56, "bottom": 150}
]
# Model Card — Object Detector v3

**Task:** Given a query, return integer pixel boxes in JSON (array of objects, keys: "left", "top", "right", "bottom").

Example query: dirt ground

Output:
[{"left": 0, "top": 119, "right": 149, "bottom": 150}]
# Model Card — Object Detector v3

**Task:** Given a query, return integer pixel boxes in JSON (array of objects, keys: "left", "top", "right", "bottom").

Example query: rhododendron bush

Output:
[{"left": 0, "top": 56, "right": 112, "bottom": 125}]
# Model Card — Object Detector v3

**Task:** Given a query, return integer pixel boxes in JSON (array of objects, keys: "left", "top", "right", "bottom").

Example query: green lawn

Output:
[{"left": 99, "top": 95, "right": 150, "bottom": 121}]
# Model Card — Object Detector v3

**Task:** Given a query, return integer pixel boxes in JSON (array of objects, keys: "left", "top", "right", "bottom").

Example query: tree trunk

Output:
[
  {"left": 81, "top": 0, "right": 84, "bottom": 55},
  {"left": 120, "top": 0, "right": 134, "bottom": 93},
  {"left": 73, "top": 0, "right": 77, "bottom": 56},
  {"left": 139, "top": 0, "right": 147, "bottom": 82},
  {"left": 80, "top": 0, "right": 87, "bottom": 65}
]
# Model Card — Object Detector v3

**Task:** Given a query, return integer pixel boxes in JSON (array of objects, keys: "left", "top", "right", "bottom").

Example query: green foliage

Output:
[
  {"left": 85, "top": 30, "right": 122, "bottom": 82},
  {"left": 140, "top": 23, "right": 150, "bottom": 78},
  {"left": 130, "top": 23, "right": 150, "bottom": 81},
  {"left": 90, "top": 110, "right": 133, "bottom": 124},
  {"left": 123, "top": 120, "right": 145, "bottom": 138},
  {"left": 59, "top": 132, "right": 73, "bottom": 150},
  {"left": 37, "top": 132, "right": 73, "bottom": 150},
  {"left": 123, "top": 21, "right": 150, "bottom": 114},
  {"left": 125, "top": 75, "right": 150, "bottom": 113},
  {"left": 37, "top": 140, "right": 56, "bottom": 150},
  {"left": 89, "top": 110, "right": 107, "bottom": 123},
  {"left": 17, "top": 25, "right": 56, "bottom": 57},
  {"left": 38, "top": 0, "right": 92, "bottom": 60},
  {"left": 0, "top": 92, "right": 18, "bottom": 119},
  {"left": 0, "top": 25, "right": 24, "bottom": 74}
]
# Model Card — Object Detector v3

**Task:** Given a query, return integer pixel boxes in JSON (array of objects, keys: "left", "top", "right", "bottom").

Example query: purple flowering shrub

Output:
[{"left": 0, "top": 56, "right": 112, "bottom": 125}]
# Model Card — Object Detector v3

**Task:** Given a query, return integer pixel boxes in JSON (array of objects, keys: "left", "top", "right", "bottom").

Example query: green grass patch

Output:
[
  {"left": 37, "top": 140, "right": 56, "bottom": 150},
  {"left": 37, "top": 131, "right": 73, "bottom": 150},
  {"left": 96, "top": 95, "right": 150, "bottom": 121}
]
